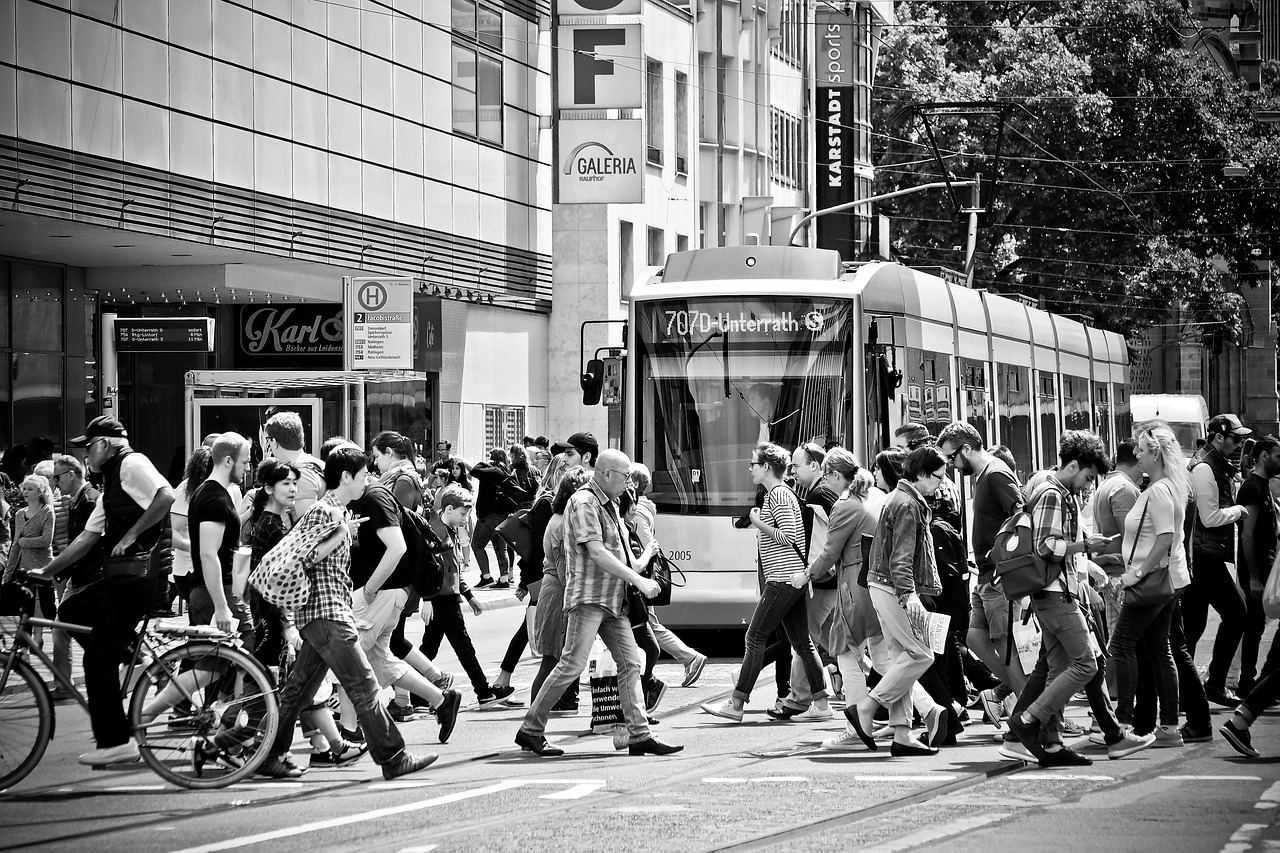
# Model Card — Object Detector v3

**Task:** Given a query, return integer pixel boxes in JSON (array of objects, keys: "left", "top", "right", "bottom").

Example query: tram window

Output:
[
  {"left": 997, "top": 364, "right": 1032, "bottom": 481},
  {"left": 961, "top": 357, "right": 989, "bottom": 446},
  {"left": 1038, "top": 370, "right": 1059, "bottom": 470},
  {"left": 1096, "top": 384, "right": 1112, "bottom": 452},
  {"left": 1064, "top": 375, "right": 1091, "bottom": 434},
  {"left": 1114, "top": 385, "right": 1133, "bottom": 442},
  {"left": 904, "top": 348, "right": 950, "bottom": 436}
]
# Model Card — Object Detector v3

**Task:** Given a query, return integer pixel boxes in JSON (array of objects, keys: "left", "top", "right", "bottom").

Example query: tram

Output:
[{"left": 622, "top": 245, "right": 1130, "bottom": 629}]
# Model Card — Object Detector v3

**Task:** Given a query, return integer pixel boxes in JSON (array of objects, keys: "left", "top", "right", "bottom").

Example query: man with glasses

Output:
[
  {"left": 45, "top": 455, "right": 100, "bottom": 702},
  {"left": 516, "top": 448, "right": 683, "bottom": 757},
  {"left": 1185, "top": 414, "right": 1252, "bottom": 707}
]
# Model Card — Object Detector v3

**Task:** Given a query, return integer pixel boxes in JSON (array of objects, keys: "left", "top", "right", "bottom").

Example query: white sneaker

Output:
[
  {"left": 998, "top": 741, "right": 1034, "bottom": 763},
  {"left": 1088, "top": 731, "right": 1108, "bottom": 746},
  {"left": 792, "top": 704, "right": 834, "bottom": 722},
  {"left": 822, "top": 728, "right": 863, "bottom": 750},
  {"left": 701, "top": 699, "right": 744, "bottom": 722},
  {"left": 1108, "top": 729, "right": 1156, "bottom": 760},
  {"left": 1152, "top": 725, "right": 1184, "bottom": 748},
  {"left": 79, "top": 741, "right": 141, "bottom": 766}
]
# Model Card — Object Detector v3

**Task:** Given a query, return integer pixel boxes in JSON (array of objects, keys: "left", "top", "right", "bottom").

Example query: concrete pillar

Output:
[{"left": 547, "top": 202, "right": 622, "bottom": 444}]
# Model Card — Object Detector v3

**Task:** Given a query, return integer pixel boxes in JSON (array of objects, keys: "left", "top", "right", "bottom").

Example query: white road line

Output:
[
  {"left": 850, "top": 775, "right": 957, "bottom": 782},
  {"left": 225, "top": 782, "right": 306, "bottom": 790},
  {"left": 536, "top": 782, "right": 605, "bottom": 800},
  {"left": 164, "top": 780, "right": 525, "bottom": 853},
  {"left": 106, "top": 785, "right": 169, "bottom": 792},
  {"left": 368, "top": 781, "right": 438, "bottom": 790},
  {"left": 1221, "top": 823, "right": 1267, "bottom": 853},
  {"left": 1162, "top": 776, "right": 1262, "bottom": 781},
  {"left": 1008, "top": 774, "right": 1114, "bottom": 781},
  {"left": 1260, "top": 782, "right": 1280, "bottom": 802},
  {"left": 396, "top": 847, "right": 437, "bottom": 853},
  {"left": 862, "top": 811, "right": 1012, "bottom": 853}
]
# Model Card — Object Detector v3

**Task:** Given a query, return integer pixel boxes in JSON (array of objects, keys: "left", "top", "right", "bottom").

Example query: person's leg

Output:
[
  {"left": 866, "top": 586, "right": 934, "bottom": 736},
  {"left": 1139, "top": 597, "right": 1181, "bottom": 729},
  {"left": 649, "top": 611, "right": 697, "bottom": 666},
  {"left": 303, "top": 619, "right": 406, "bottom": 765},
  {"left": 1182, "top": 550, "right": 1216, "bottom": 658},
  {"left": 1238, "top": 569, "right": 1266, "bottom": 694},
  {"left": 778, "top": 587, "right": 827, "bottom": 703},
  {"left": 470, "top": 513, "right": 498, "bottom": 581},
  {"left": 633, "top": 621, "right": 659, "bottom": 683},
  {"left": 497, "top": 617, "right": 530, "bottom": 685},
  {"left": 1084, "top": 654, "right": 1122, "bottom": 740},
  {"left": 598, "top": 612, "right": 653, "bottom": 743},
  {"left": 269, "top": 632, "right": 331, "bottom": 757},
  {"left": 1170, "top": 598, "right": 1212, "bottom": 731},
  {"left": 436, "top": 595, "right": 493, "bottom": 697},
  {"left": 83, "top": 581, "right": 150, "bottom": 748},
  {"left": 968, "top": 583, "right": 1026, "bottom": 691},
  {"left": 521, "top": 605, "right": 605, "bottom": 738},
  {"left": 1024, "top": 596, "right": 1097, "bottom": 734},
  {"left": 1108, "top": 600, "right": 1163, "bottom": 726},
  {"left": 50, "top": 577, "right": 72, "bottom": 686},
  {"left": 762, "top": 629, "right": 793, "bottom": 699},
  {"left": 1204, "top": 559, "right": 1247, "bottom": 691},
  {"left": 785, "top": 589, "right": 836, "bottom": 708},
  {"left": 733, "top": 584, "right": 792, "bottom": 706}
]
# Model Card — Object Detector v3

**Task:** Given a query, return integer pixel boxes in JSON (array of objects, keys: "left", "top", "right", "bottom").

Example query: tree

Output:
[{"left": 872, "top": 0, "right": 1277, "bottom": 341}]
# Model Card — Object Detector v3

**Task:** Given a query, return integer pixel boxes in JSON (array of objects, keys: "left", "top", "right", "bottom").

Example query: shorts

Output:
[
  {"left": 968, "top": 580, "right": 1022, "bottom": 642},
  {"left": 188, "top": 583, "right": 255, "bottom": 648},
  {"left": 352, "top": 585, "right": 411, "bottom": 686}
]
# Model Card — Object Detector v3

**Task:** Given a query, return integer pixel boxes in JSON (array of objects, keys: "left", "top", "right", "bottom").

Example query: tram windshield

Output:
[{"left": 635, "top": 297, "right": 855, "bottom": 514}]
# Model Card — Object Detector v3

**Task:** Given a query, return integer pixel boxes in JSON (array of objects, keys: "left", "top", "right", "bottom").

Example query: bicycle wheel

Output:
[
  {"left": 0, "top": 657, "right": 54, "bottom": 791},
  {"left": 129, "top": 641, "right": 279, "bottom": 789}
]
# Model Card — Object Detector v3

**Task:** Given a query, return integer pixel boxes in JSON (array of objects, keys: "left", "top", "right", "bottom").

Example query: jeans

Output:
[
  {"left": 521, "top": 603, "right": 649, "bottom": 742},
  {"left": 1015, "top": 648, "right": 1122, "bottom": 742},
  {"left": 1109, "top": 590, "right": 1180, "bottom": 727},
  {"left": 1237, "top": 566, "right": 1280, "bottom": 692},
  {"left": 51, "top": 577, "right": 72, "bottom": 684},
  {"left": 1240, "top": 667, "right": 1280, "bottom": 721},
  {"left": 471, "top": 512, "right": 510, "bottom": 580},
  {"left": 634, "top": 621, "right": 659, "bottom": 682},
  {"left": 59, "top": 579, "right": 153, "bottom": 749},
  {"left": 1183, "top": 549, "right": 1246, "bottom": 688},
  {"left": 420, "top": 594, "right": 491, "bottom": 697},
  {"left": 1026, "top": 591, "right": 1098, "bottom": 733},
  {"left": 867, "top": 585, "right": 936, "bottom": 726},
  {"left": 1134, "top": 599, "right": 1211, "bottom": 732},
  {"left": 501, "top": 617, "right": 529, "bottom": 673},
  {"left": 735, "top": 582, "right": 826, "bottom": 704},
  {"left": 784, "top": 587, "right": 837, "bottom": 708},
  {"left": 271, "top": 618, "right": 405, "bottom": 765}
]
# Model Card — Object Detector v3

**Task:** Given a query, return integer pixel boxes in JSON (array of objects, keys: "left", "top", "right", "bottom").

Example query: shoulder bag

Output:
[
  {"left": 496, "top": 509, "right": 535, "bottom": 563},
  {"left": 250, "top": 503, "right": 343, "bottom": 610},
  {"left": 1123, "top": 485, "right": 1176, "bottom": 608}
]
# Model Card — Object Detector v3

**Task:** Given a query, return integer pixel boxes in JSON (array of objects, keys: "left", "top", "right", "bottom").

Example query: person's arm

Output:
[
  {"left": 36, "top": 529, "right": 103, "bottom": 579},
  {"left": 583, "top": 539, "right": 658, "bottom": 595},
  {"left": 198, "top": 519, "right": 234, "bottom": 630},
  {"left": 362, "top": 524, "right": 407, "bottom": 600},
  {"left": 114, "top": 485, "right": 175, "bottom": 556},
  {"left": 1193, "top": 463, "right": 1245, "bottom": 527}
]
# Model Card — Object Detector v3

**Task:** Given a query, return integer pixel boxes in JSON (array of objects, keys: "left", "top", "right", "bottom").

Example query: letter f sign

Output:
[{"left": 573, "top": 29, "right": 626, "bottom": 104}]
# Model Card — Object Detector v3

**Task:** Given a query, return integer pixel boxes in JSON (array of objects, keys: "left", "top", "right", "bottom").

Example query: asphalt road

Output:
[{"left": 4, "top": 589, "right": 1280, "bottom": 853}]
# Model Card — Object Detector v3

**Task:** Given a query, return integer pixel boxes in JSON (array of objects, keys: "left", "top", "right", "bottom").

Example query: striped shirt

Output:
[
  {"left": 758, "top": 484, "right": 805, "bottom": 583},
  {"left": 562, "top": 479, "right": 629, "bottom": 617}
]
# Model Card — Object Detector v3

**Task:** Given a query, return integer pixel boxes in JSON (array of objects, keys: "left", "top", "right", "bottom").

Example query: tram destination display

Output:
[{"left": 114, "top": 317, "right": 215, "bottom": 352}]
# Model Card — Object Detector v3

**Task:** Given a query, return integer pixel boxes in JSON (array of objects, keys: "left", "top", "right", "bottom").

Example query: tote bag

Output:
[{"left": 250, "top": 503, "right": 344, "bottom": 610}]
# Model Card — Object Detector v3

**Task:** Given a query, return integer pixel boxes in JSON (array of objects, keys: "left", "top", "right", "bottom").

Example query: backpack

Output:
[
  {"left": 990, "top": 482, "right": 1066, "bottom": 601},
  {"left": 399, "top": 505, "right": 447, "bottom": 598}
]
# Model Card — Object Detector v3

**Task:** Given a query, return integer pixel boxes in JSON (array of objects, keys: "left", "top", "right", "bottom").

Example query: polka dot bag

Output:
[{"left": 250, "top": 503, "right": 344, "bottom": 611}]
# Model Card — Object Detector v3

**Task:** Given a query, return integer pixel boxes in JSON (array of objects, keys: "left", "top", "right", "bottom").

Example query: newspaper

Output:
[{"left": 914, "top": 611, "right": 951, "bottom": 656}]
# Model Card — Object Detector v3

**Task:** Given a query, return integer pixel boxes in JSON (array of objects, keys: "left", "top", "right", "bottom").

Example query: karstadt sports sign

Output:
[{"left": 558, "top": 119, "right": 644, "bottom": 203}]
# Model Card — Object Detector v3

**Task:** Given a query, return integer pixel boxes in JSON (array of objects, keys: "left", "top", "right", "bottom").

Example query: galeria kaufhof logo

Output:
[{"left": 563, "top": 141, "right": 637, "bottom": 183}]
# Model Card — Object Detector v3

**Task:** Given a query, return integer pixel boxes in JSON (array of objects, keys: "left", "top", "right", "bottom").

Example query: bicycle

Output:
[{"left": 0, "top": 576, "right": 280, "bottom": 791}]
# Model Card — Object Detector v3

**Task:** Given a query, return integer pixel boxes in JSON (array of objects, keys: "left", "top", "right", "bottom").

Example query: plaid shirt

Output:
[
  {"left": 562, "top": 479, "right": 630, "bottom": 617},
  {"left": 294, "top": 493, "right": 355, "bottom": 628},
  {"left": 1030, "top": 474, "right": 1079, "bottom": 594}
]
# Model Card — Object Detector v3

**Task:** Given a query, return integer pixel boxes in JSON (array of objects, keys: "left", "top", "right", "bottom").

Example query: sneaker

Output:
[
  {"left": 644, "top": 678, "right": 668, "bottom": 714},
  {"left": 492, "top": 580, "right": 511, "bottom": 590},
  {"left": 310, "top": 740, "right": 368, "bottom": 768},
  {"left": 792, "top": 704, "right": 835, "bottom": 723},
  {"left": 1107, "top": 729, "right": 1156, "bottom": 760},
  {"left": 1060, "top": 718, "right": 1087, "bottom": 737},
  {"left": 382, "top": 751, "right": 439, "bottom": 780},
  {"left": 1221, "top": 720, "right": 1260, "bottom": 759},
  {"left": 474, "top": 577, "right": 495, "bottom": 589},
  {"left": 1152, "top": 725, "right": 1184, "bottom": 748},
  {"left": 701, "top": 699, "right": 744, "bottom": 722},
  {"left": 1204, "top": 684, "right": 1240, "bottom": 708},
  {"left": 822, "top": 728, "right": 864, "bottom": 751},
  {"left": 436, "top": 689, "right": 462, "bottom": 744},
  {"left": 1180, "top": 724, "right": 1213, "bottom": 744},
  {"left": 478, "top": 685, "right": 516, "bottom": 709},
  {"left": 550, "top": 698, "right": 579, "bottom": 717},
  {"left": 48, "top": 687, "right": 74, "bottom": 704},
  {"left": 979, "top": 688, "right": 1005, "bottom": 729},
  {"left": 1041, "top": 746, "right": 1093, "bottom": 767},
  {"left": 78, "top": 742, "right": 141, "bottom": 766},
  {"left": 339, "top": 724, "right": 365, "bottom": 743},
  {"left": 430, "top": 671, "right": 457, "bottom": 691},
  {"left": 1007, "top": 714, "right": 1053, "bottom": 764},
  {"left": 999, "top": 741, "right": 1035, "bottom": 763},
  {"left": 387, "top": 699, "right": 420, "bottom": 723},
  {"left": 682, "top": 653, "right": 708, "bottom": 688},
  {"left": 257, "top": 755, "right": 307, "bottom": 778},
  {"left": 1088, "top": 731, "right": 1109, "bottom": 747}
]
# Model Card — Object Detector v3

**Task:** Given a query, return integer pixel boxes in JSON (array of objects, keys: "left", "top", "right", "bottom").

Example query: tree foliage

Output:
[{"left": 873, "top": 0, "right": 1280, "bottom": 341}]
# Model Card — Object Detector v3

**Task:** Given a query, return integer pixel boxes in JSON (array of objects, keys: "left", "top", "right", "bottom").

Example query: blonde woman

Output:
[
  {"left": 1107, "top": 425, "right": 1191, "bottom": 746},
  {"left": 4, "top": 474, "right": 56, "bottom": 646}
]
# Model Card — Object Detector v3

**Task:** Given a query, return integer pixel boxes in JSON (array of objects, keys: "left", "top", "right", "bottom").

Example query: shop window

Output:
[
  {"left": 484, "top": 404, "right": 524, "bottom": 453},
  {"left": 13, "top": 353, "right": 63, "bottom": 450},
  {"left": 11, "top": 262, "right": 62, "bottom": 352}
]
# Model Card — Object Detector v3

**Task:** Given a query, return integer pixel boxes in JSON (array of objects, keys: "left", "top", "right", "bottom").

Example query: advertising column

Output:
[{"left": 815, "top": 9, "right": 859, "bottom": 258}]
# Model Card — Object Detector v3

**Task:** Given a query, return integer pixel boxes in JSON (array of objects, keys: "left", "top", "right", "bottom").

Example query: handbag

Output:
[
  {"left": 104, "top": 553, "right": 151, "bottom": 582},
  {"left": 1123, "top": 487, "right": 1176, "bottom": 608},
  {"left": 250, "top": 503, "right": 344, "bottom": 610},
  {"left": 495, "top": 509, "right": 535, "bottom": 563},
  {"left": 642, "top": 549, "right": 686, "bottom": 607}
]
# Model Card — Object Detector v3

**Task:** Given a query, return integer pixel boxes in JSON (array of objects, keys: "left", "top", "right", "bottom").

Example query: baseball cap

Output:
[
  {"left": 551, "top": 431, "right": 599, "bottom": 460},
  {"left": 70, "top": 415, "right": 128, "bottom": 446},
  {"left": 1207, "top": 414, "right": 1251, "bottom": 437}
]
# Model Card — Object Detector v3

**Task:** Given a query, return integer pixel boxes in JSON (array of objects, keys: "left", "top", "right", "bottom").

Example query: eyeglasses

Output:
[
  {"left": 54, "top": 471, "right": 73, "bottom": 481},
  {"left": 941, "top": 447, "right": 960, "bottom": 464},
  {"left": 748, "top": 461, "right": 764, "bottom": 468},
  {"left": 601, "top": 467, "right": 630, "bottom": 478}
]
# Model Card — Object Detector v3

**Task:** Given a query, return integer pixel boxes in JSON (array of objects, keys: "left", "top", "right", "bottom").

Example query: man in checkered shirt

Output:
[{"left": 261, "top": 444, "right": 438, "bottom": 781}]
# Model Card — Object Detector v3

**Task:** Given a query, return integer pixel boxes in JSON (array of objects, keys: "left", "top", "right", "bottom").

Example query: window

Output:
[
  {"left": 647, "top": 227, "right": 664, "bottom": 267},
  {"left": 772, "top": 1, "right": 804, "bottom": 67},
  {"left": 676, "top": 234, "right": 689, "bottom": 254},
  {"left": 619, "top": 220, "right": 634, "bottom": 292},
  {"left": 769, "top": 108, "right": 801, "bottom": 188},
  {"left": 646, "top": 60, "right": 663, "bottom": 166},
  {"left": 484, "top": 404, "right": 524, "bottom": 452},
  {"left": 451, "top": 1, "right": 504, "bottom": 145},
  {"left": 675, "top": 72, "right": 689, "bottom": 175}
]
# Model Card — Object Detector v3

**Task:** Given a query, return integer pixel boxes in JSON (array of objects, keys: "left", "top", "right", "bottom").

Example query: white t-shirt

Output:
[
  {"left": 1122, "top": 479, "right": 1190, "bottom": 590},
  {"left": 170, "top": 479, "right": 193, "bottom": 578},
  {"left": 86, "top": 452, "right": 171, "bottom": 535}
]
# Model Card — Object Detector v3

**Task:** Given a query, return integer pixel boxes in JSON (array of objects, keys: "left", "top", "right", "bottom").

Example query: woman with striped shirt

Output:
[{"left": 702, "top": 443, "right": 829, "bottom": 723}]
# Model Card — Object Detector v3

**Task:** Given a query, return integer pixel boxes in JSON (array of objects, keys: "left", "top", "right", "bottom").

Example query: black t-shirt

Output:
[
  {"left": 1237, "top": 472, "right": 1276, "bottom": 579},
  {"left": 189, "top": 480, "right": 240, "bottom": 588},
  {"left": 349, "top": 485, "right": 409, "bottom": 589}
]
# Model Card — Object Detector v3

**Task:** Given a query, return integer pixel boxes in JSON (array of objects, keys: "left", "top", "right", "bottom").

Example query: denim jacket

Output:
[{"left": 866, "top": 481, "right": 941, "bottom": 599}]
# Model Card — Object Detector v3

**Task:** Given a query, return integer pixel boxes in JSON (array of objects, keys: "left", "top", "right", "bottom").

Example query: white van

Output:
[{"left": 1131, "top": 394, "right": 1209, "bottom": 457}]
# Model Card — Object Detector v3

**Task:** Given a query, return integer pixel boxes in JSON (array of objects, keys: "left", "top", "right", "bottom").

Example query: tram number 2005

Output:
[{"left": 667, "top": 550, "right": 693, "bottom": 562}]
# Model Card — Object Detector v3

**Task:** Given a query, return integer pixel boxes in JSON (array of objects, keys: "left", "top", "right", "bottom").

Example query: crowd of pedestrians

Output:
[{"left": 5, "top": 405, "right": 1277, "bottom": 781}]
